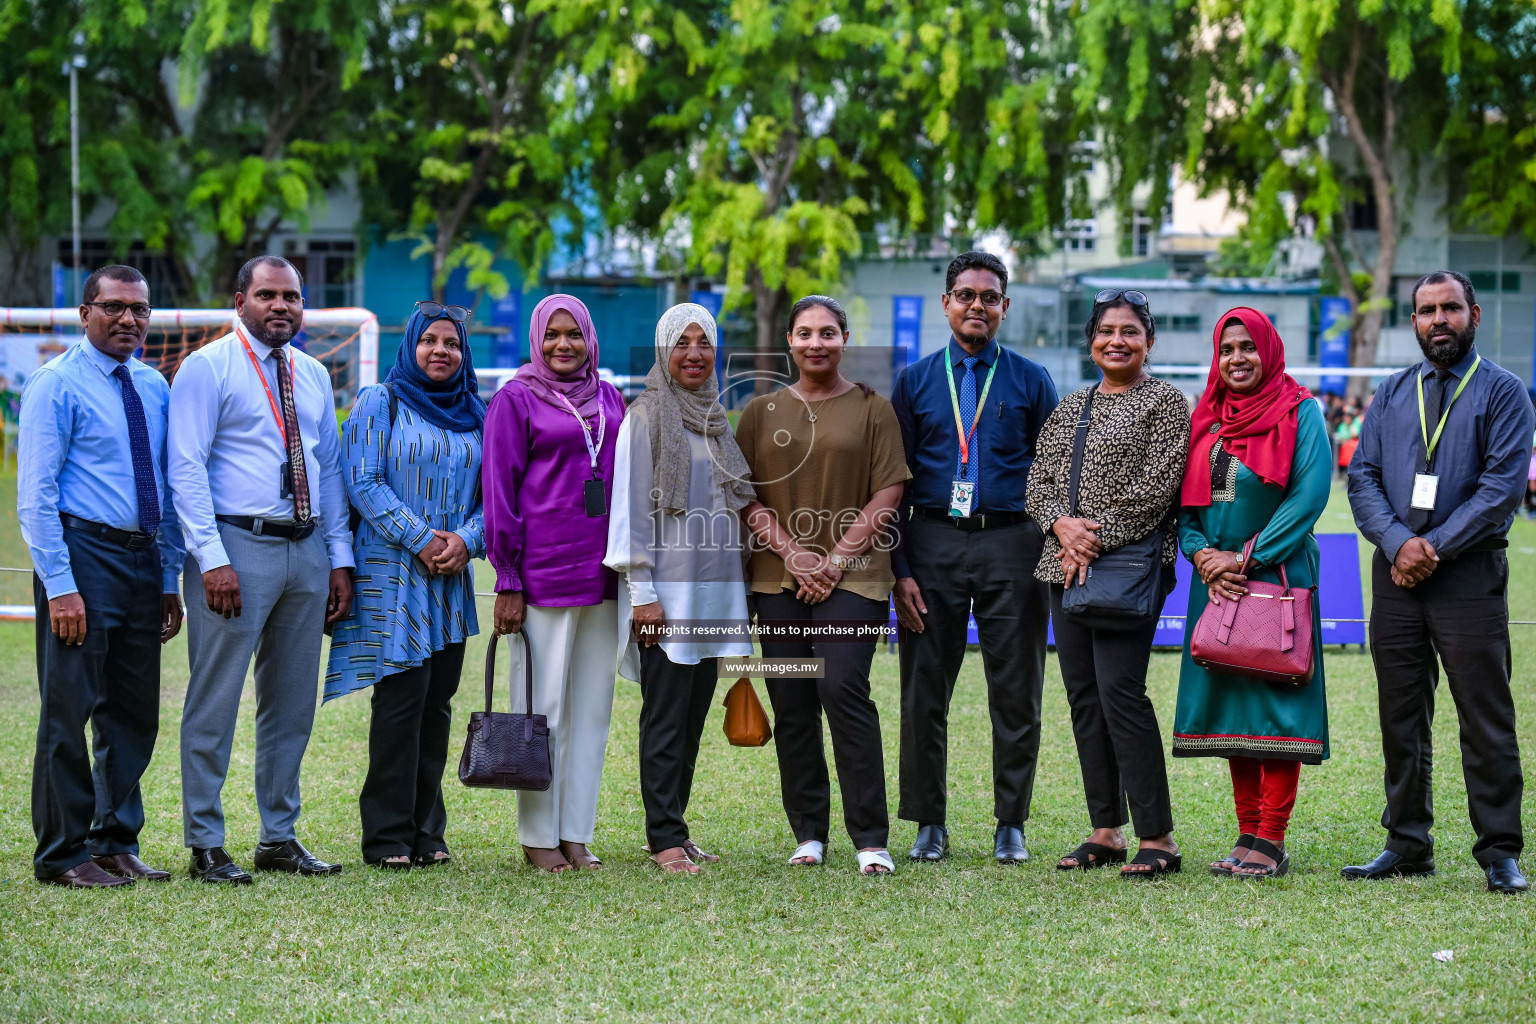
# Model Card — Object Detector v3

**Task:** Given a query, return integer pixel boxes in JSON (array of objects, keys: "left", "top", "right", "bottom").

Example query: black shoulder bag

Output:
[
  {"left": 1058, "top": 389, "right": 1170, "bottom": 630},
  {"left": 457, "top": 630, "right": 552, "bottom": 791}
]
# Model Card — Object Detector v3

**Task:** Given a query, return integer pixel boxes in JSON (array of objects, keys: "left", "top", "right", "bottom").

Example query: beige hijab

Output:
[{"left": 629, "top": 303, "right": 756, "bottom": 515}]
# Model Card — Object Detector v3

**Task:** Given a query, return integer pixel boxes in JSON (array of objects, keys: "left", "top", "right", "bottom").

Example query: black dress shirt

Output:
[{"left": 1347, "top": 346, "right": 1535, "bottom": 563}]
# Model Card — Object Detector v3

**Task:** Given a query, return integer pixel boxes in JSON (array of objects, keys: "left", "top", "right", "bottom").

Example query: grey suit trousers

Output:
[{"left": 181, "top": 523, "right": 330, "bottom": 848}]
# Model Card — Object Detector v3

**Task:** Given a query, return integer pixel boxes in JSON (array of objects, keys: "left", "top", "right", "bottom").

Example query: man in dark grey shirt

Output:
[{"left": 1345, "top": 270, "right": 1534, "bottom": 894}]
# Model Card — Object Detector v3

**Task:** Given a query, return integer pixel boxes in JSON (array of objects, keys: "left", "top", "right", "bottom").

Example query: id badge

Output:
[
  {"left": 1410, "top": 473, "right": 1439, "bottom": 511},
  {"left": 583, "top": 478, "right": 607, "bottom": 517},
  {"left": 279, "top": 461, "right": 294, "bottom": 499},
  {"left": 949, "top": 480, "right": 975, "bottom": 518}
]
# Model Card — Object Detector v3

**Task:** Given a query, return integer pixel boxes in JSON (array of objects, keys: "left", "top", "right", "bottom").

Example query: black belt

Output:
[
  {"left": 216, "top": 515, "right": 316, "bottom": 540},
  {"left": 913, "top": 507, "right": 1029, "bottom": 532},
  {"left": 59, "top": 513, "right": 157, "bottom": 549}
]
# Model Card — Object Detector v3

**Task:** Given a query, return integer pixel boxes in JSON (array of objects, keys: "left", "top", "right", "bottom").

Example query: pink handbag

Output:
[{"left": 1189, "top": 535, "right": 1316, "bottom": 686}]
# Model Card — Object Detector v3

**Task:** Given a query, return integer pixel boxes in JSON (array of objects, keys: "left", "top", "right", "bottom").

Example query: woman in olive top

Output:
[
  {"left": 735, "top": 295, "right": 911, "bottom": 876},
  {"left": 1025, "top": 289, "right": 1190, "bottom": 878},
  {"left": 1175, "top": 307, "right": 1330, "bottom": 879}
]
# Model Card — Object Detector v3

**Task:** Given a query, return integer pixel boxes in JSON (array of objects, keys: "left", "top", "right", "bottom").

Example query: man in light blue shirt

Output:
[
  {"left": 168, "top": 255, "right": 354, "bottom": 884},
  {"left": 19, "top": 264, "right": 185, "bottom": 888}
]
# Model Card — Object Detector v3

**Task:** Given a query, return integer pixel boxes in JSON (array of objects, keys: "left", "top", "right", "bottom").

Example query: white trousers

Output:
[{"left": 514, "top": 601, "right": 619, "bottom": 848}]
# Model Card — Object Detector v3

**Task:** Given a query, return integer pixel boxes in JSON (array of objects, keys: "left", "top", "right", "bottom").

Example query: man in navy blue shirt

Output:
[
  {"left": 19, "top": 265, "right": 186, "bottom": 887},
  {"left": 890, "top": 251, "right": 1058, "bottom": 864},
  {"left": 1345, "top": 270, "right": 1534, "bottom": 894}
]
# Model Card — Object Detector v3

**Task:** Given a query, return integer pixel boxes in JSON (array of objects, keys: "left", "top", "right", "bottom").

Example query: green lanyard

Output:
[
  {"left": 1415, "top": 354, "right": 1480, "bottom": 471},
  {"left": 944, "top": 349, "right": 998, "bottom": 474}
]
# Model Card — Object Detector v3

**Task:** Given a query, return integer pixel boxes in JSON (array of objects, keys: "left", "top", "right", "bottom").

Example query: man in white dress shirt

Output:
[{"left": 168, "top": 255, "right": 354, "bottom": 883}]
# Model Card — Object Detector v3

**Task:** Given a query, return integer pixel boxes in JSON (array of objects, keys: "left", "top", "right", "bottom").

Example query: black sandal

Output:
[
  {"left": 413, "top": 850, "right": 451, "bottom": 868},
  {"left": 1233, "top": 837, "right": 1289, "bottom": 878},
  {"left": 1210, "top": 833, "right": 1258, "bottom": 877},
  {"left": 368, "top": 855, "right": 412, "bottom": 871},
  {"left": 1056, "top": 841, "right": 1128, "bottom": 871},
  {"left": 1121, "top": 847, "right": 1182, "bottom": 878}
]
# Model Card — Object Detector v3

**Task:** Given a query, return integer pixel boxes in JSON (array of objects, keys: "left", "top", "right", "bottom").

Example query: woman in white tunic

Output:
[{"left": 605, "top": 303, "right": 756, "bottom": 874}]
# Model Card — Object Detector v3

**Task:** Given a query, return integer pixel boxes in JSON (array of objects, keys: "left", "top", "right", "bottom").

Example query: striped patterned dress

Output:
[{"left": 324, "top": 383, "right": 484, "bottom": 701}]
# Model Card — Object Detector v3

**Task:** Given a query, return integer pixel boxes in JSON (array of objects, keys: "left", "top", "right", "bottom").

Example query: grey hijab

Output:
[{"left": 630, "top": 303, "right": 757, "bottom": 515}]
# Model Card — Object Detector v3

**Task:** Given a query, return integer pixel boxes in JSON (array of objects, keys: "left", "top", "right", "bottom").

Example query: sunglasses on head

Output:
[
  {"left": 1094, "top": 288, "right": 1149, "bottom": 308},
  {"left": 415, "top": 300, "right": 472, "bottom": 323}
]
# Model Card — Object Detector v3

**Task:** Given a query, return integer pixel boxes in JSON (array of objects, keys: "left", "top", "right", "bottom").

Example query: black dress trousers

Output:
[
  {"left": 32, "top": 530, "right": 164, "bottom": 880},
  {"left": 897, "top": 517, "right": 1049, "bottom": 825},
  {"left": 759, "top": 587, "right": 890, "bottom": 851},
  {"left": 1368, "top": 550, "right": 1523, "bottom": 866},
  {"left": 359, "top": 641, "right": 466, "bottom": 863},
  {"left": 637, "top": 643, "right": 719, "bottom": 853},
  {"left": 1050, "top": 584, "right": 1174, "bottom": 839}
]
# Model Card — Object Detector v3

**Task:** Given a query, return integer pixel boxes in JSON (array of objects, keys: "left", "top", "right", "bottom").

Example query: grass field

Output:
[{"left": 1, "top": 480, "right": 1534, "bottom": 1022}]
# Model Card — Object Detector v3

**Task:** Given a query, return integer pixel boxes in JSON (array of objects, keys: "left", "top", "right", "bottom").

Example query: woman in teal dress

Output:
[
  {"left": 326, "top": 303, "right": 487, "bottom": 868},
  {"left": 1174, "top": 307, "right": 1330, "bottom": 879}
]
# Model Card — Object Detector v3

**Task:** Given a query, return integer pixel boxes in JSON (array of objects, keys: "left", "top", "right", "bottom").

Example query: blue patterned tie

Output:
[
  {"left": 958, "top": 355, "right": 979, "bottom": 505},
  {"left": 111, "top": 364, "right": 161, "bottom": 538}
]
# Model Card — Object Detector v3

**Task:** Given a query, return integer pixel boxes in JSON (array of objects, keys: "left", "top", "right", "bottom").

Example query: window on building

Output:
[
  {"left": 56, "top": 239, "right": 184, "bottom": 306},
  {"left": 1057, "top": 219, "right": 1097, "bottom": 253},
  {"left": 1126, "top": 211, "right": 1153, "bottom": 257},
  {"left": 1502, "top": 272, "right": 1521, "bottom": 293},
  {"left": 284, "top": 239, "right": 358, "bottom": 308},
  {"left": 1468, "top": 271, "right": 1497, "bottom": 293},
  {"left": 1164, "top": 314, "right": 1200, "bottom": 331}
]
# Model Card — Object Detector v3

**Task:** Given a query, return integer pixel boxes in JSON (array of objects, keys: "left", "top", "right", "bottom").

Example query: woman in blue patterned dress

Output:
[{"left": 326, "top": 303, "right": 487, "bottom": 869}]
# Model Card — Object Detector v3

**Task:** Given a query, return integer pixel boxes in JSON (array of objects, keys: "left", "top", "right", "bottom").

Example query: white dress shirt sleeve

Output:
[
  {"left": 314, "top": 371, "right": 356, "bottom": 570},
  {"left": 167, "top": 351, "right": 229, "bottom": 572}
]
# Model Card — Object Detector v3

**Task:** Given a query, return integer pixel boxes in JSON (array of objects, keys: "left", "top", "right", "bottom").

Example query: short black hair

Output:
[
  {"left": 788, "top": 294, "right": 848, "bottom": 334},
  {"left": 82, "top": 265, "right": 147, "bottom": 305},
  {"left": 945, "top": 251, "right": 1009, "bottom": 294},
  {"left": 1084, "top": 296, "right": 1157, "bottom": 347},
  {"left": 235, "top": 255, "right": 304, "bottom": 296},
  {"left": 1410, "top": 270, "right": 1476, "bottom": 311}
]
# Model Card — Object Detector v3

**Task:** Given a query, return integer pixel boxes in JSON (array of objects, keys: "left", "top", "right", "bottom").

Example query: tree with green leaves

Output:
[{"left": 1074, "top": 0, "right": 1468, "bottom": 387}]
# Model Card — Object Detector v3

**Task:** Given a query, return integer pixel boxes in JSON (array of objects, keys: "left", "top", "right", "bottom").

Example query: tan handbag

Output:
[{"left": 722, "top": 677, "right": 772, "bottom": 746}]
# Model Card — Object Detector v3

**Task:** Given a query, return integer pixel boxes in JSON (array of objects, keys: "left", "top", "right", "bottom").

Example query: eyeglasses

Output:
[
  {"left": 415, "top": 300, "right": 472, "bottom": 323},
  {"left": 84, "top": 301, "right": 153, "bottom": 320},
  {"left": 1094, "top": 288, "right": 1149, "bottom": 307},
  {"left": 948, "top": 288, "right": 1005, "bottom": 308}
]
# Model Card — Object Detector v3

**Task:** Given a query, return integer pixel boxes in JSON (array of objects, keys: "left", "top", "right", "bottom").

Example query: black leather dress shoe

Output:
[
  {"left": 190, "top": 847, "right": 253, "bottom": 885},
  {"left": 908, "top": 824, "right": 948, "bottom": 862},
  {"left": 994, "top": 825, "right": 1029, "bottom": 864},
  {"left": 254, "top": 839, "right": 342, "bottom": 876},
  {"left": 94, "top": 853, "right": 171, "bottom": 881},
  {"left": 1485, "top": 858, "right": 1528, "bottom": 894},
  {"left": 1339, "top": 849, "right": 1435, "bottom": 881},
  {"left": 42, "top": 861, "right": 134, "bottom": 888}
]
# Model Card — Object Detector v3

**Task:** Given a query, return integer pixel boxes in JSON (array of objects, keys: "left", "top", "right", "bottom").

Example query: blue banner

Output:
[
  {"left": 491, "top": 292, "right": 521, "bottom": 367},
  {"left": 1318, "top": 296, "right": 1352, "bottom": 395},
  {"left": 893, "top": 295, "right": 922, "bottom": 368},
  {"left": 689, "top": 290, "right": 724, "bottom": 321}
]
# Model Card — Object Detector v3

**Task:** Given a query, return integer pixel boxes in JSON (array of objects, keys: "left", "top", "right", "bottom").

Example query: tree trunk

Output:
[{"left": 751, "top": 271, "right": 787, "bottom": 397}]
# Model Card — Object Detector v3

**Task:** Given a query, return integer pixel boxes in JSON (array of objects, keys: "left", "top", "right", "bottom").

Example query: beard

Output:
[
  {"left": 1415, "top": 319, "right": 1475, "bottom": 366},
  {"left": 240, "top": 306, "right": 298, "bottom": 346}
]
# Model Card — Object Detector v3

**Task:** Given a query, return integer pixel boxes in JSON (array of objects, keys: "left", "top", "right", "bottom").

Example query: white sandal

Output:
[
  {"left": 857, "top": 849, "right": 895, "bottom": 875},
  {"left": 788, "top": 840, "right": 825, "bottom": 866}
]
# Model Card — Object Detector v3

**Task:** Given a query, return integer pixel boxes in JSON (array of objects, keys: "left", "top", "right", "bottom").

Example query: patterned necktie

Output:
[
  {"left": 957, "top": 355, "right": 979, "bottom": 505},
  {"left": 111, "top": 364, "right": 161, "bottom": 538},
  {"left": 273, "top": 350, "right": 312, "bottom": 522},
  {"left": 1406, "top": 368, "right": 1448, "bottom": 533}
]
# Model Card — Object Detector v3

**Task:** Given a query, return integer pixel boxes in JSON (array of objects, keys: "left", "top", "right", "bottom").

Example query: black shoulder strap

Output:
[
  {"left": 1067, "top": 389, "right": 1095, "bottom": 518},
  {"left": 382, "top": 381, "right": 397, "bottom": 427}
]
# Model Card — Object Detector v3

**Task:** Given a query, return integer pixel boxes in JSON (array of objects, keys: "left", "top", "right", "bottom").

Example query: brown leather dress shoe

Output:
[
  {"left": 94, "top": 853, "right": 171, "bottom": 881},
  {"left": 42, "top": 861, "right": 134, "bottom": 888}
]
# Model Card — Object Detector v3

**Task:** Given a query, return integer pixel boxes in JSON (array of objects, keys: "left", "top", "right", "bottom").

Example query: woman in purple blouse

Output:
[{"left": 483, "top": 294, "right": 626, "bottom": 873}]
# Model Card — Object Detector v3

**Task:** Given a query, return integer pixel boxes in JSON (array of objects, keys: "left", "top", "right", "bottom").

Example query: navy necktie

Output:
[
  {"left": 957, "top": 355, "right": 979, "bottom": 503},
  {"left": 111, "top": 363, "right": 161, "bottom": 538}
]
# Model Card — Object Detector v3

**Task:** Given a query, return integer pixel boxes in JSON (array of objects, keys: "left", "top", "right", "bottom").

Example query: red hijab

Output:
[{"left": 1181, "top": 307, "right": 1310, "bottom": 507}]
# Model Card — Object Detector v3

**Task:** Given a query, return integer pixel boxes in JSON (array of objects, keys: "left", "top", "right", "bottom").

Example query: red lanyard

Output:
[{"left": 236, "top": 324, "right": 293, "bottom": 445}]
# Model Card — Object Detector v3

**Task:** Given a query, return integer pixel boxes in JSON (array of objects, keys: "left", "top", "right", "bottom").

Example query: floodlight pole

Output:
[{"left": 66, "top": 34, "right": 85, "bottom": 304}]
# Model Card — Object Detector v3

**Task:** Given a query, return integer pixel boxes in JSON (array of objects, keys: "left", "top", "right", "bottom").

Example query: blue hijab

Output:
[{"left": 383, "top": 309, "right": 487, "bottom": 432}]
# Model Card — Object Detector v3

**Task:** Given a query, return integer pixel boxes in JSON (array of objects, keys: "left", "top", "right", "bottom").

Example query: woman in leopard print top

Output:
[{"left": 1024, "top": 291, "right": 1190, "bottom": 878}]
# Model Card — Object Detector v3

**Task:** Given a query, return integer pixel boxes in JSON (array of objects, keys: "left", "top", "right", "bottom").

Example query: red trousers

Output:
[{"left": 1229, "top": 757, "right": 1301, "bottom": 842}]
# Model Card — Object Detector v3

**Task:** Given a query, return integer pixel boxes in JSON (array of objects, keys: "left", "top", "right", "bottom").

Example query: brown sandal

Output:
[
  {"left": 559, "top": 841, "right": 602, "bottom": 870},
  {"left": 651, "top": 847, "right": 702, "bottom": 874},
  {"left": 522, "top": 846, "right": 572, "bottom": 873}
]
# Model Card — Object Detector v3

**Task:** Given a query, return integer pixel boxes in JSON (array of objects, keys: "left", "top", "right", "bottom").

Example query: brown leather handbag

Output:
[
  {"left": 722, "top": 677, "right": 772, "bottom": 746},
  {"left": 1189, "top": 534, "right": 1316, "bottom": 686},
  {"left": 458, "top": 630, "right": 552, "bottom": 790}
]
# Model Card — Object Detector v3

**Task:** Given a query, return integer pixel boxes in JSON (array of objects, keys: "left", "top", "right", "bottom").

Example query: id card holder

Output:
[
  {"left": 279, "top": 461, "right": 294, "bottom": 499},
  {"left": 949, "top": 480, "right": 975, "bottom": 518},
  {"left": 1410, "top": 473, "right": 1439, "bottom": 511},
  {"left": 583, "top": 478, "right": 607, "bottom": 517}
]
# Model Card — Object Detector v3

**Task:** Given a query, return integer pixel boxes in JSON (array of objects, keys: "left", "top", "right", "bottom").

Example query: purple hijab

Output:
[{"left": 512, "top": 294, "right": 604, "bottom": 416}]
